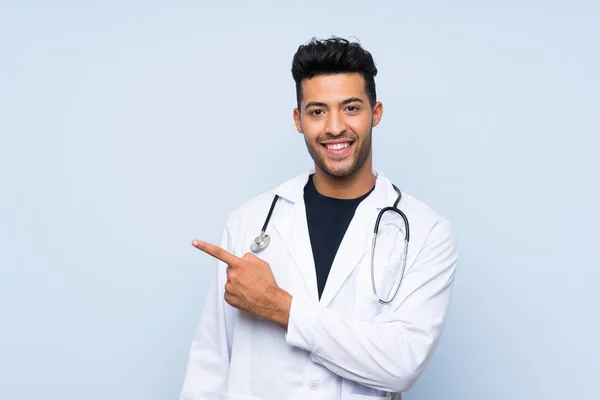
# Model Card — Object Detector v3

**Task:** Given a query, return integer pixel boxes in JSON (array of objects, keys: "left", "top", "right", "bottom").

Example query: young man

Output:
[{"left": 180, "top": 37, "right": 458, "bottom": 400}]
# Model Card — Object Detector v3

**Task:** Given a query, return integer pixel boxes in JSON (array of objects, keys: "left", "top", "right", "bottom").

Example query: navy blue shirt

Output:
[{"left": 303, "top": 174, "right": 374, "bottom": 299}]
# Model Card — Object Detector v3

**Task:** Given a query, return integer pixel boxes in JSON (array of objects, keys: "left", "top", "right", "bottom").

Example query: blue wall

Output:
[{"left": 1, "top": 1, "right": 598, "bottom": 399}]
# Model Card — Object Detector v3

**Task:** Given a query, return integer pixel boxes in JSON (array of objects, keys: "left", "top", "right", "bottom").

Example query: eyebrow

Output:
[{"left": 304, "top": 97, "right": 364, "bottom": 111}]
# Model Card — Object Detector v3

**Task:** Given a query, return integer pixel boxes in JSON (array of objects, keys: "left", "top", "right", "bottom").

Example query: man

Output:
[{"left": 180, "top": 36, "right": 458, "bottom": 400}]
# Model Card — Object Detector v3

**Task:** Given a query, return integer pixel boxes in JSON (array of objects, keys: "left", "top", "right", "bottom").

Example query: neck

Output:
[{"left": 312, "top": 156, "right": 376, "bottom": 199}]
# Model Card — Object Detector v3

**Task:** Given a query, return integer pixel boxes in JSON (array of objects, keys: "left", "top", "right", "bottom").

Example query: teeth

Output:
[{"left": 326, "top": 142, "right": 350, "bottom": 150}]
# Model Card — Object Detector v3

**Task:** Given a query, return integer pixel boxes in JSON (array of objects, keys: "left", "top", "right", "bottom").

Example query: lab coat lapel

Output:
[
  {"left": 273, "top": 186, "right": 319, "bottom": 304},
  {"left": 319, "top": 172, "right": 396, "bottom": 308},
  {"left": 271, "top": 169, "right": 396, "bottom": 308},
  {"left": 318, "top": 201, "right": 373, "bottom": 308}
]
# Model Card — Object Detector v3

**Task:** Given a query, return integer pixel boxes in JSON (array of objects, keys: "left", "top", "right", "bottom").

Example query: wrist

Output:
[{"left": 265, "top": 286, "right": 292, "bottom": 330}]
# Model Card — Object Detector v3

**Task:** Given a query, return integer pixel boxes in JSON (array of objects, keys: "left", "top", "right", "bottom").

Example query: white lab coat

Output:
[{"left": 180, "top": 169, "right": 458, "bottom": 400}]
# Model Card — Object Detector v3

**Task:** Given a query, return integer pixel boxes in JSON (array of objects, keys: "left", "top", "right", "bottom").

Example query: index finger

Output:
[{"left": 192, "top": 240, "right": 241, "bottom": 266}]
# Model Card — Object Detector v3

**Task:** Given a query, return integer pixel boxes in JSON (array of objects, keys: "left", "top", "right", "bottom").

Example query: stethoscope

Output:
[
  {"left": 250, "top": 194, "right": 280, "bottom": 253},
  {"left": 250, "top": 184, "right": 410, "bottom": 304}
]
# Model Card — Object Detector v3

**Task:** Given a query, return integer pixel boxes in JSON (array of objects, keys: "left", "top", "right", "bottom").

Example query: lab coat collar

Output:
[
  {"left": 273, "top": 167, "right": 397, "bottom": 209},
  {"left": 273, "top": 168, "right": 399, "bottom": 307}
]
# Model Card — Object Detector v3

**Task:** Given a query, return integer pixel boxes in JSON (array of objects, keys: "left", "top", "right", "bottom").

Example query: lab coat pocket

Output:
[
  {"left": 372, "top": 264, "right": 403, "bottom": 301},
  {"left": 353, "top": 259, "right": 383, "bottom": 321}
]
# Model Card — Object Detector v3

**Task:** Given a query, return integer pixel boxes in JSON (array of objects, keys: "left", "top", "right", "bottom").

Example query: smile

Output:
[
  {"left": 321, "top": 141, "right": 354, "bottom": 156},
  {"left": 326, "top": 142, "right": 351, "bottom": 150}
]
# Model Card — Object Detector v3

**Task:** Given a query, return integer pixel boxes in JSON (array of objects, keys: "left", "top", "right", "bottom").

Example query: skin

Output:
[
  {"left": 293, "top": 73, "right": 383, "bottom": 199},
  {"left": 193, "top": 72, "right": 384, "bottom": 330}
]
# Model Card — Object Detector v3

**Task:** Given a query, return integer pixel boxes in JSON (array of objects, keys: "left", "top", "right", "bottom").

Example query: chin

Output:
[{"left": 321, "top": 163, "right": 357, "bottom": 178}]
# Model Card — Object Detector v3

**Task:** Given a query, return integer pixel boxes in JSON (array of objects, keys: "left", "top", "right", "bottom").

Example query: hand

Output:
[{"left": 192, "top": 239, "right": 292, "bottom": 329}]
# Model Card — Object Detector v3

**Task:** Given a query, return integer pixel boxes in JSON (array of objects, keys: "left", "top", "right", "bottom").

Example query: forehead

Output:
[{"left": 300, "top": 73, "right": 367, "bottom": 104}]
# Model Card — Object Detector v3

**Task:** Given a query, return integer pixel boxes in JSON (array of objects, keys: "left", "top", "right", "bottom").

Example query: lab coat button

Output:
[{"left": 308, "top": 380, "right": 319, "bottom": 390}]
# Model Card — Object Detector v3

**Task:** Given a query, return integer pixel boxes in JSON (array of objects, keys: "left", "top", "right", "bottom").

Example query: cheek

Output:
[
  {"left": 300, "top": 123, "right": 323, "bottom": 141},
  {"left": 348, "top": 116, "right": 372, "bottom": 132}
]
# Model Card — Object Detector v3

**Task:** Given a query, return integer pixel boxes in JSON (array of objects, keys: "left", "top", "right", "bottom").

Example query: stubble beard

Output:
[{"left": 305, "top": 129, "right": 372, "bottom": 179}]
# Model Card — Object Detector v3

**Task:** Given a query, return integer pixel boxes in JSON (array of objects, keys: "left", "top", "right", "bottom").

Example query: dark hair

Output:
[{"left": 291, "top": 36, "right": 378, "bottom": 110}]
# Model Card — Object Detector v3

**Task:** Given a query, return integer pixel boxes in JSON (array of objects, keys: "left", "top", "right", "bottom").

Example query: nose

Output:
[{"left": 325, "top": 112, "right": 347, "bottom": 136}]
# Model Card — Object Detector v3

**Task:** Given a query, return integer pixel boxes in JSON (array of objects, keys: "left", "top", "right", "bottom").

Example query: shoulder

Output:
[
  {"left": 399, "top": 191, "right": 457, "bottom": 261},
  {"left": 377, "top": 169, "right": 455, "bottom": 248},
  {"left": 223, "top": 170, "right": 309, "bottom": 233},
  {"left": 220, "top": 190, "right": 274, "bottom": 235},
  {"left": 401, "top": 191, "right": 449, "bottom": 229},
  {"left": 377, "top": 169, "right": 450, "bottom": 230}
]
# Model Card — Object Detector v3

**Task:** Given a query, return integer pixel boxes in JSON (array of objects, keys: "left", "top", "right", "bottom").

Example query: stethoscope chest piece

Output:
[{"left": 251, "top": 232, "right": 270, "bottom": 253}]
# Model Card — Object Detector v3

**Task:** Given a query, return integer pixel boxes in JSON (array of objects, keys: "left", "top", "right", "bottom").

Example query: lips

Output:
[{"left": 320, "top": 140, "right": 354, "bottom": 157}]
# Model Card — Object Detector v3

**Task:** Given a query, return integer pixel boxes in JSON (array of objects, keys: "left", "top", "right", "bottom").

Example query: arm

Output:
[
  {"left": 284, "top": 219, "right": 458, "bottom": 392},
  {"left": 180, "top": 224, "right": 234, "bottom": 400}
]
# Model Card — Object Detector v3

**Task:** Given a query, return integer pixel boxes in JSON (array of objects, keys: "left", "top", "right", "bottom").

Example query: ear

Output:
[
  {"left": 371, "top": 101, "right": 384, "bottom": 128},
  {"left": 293, "top": 108, "right": 303, "bottom": 133}
]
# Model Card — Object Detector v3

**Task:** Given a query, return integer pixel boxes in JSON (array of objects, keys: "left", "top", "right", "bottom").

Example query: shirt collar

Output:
[{"left": 273, "top": 168, "right": 398, "bottom": 210}]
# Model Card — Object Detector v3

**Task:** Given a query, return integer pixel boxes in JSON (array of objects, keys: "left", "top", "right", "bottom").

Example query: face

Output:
[{"left": 293, "top": 73, "right": 383, "bottom": 178}]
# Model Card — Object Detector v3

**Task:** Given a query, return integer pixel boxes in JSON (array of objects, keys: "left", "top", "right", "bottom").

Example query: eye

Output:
[
  {"left": 346, "top": 105, "right": 360, "bottom": 112},
  {"left": 309, "top": 109, "right": 323, "bottom": 116}
]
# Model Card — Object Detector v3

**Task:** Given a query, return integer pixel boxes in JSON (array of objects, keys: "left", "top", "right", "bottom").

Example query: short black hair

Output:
[{"left": 291, "top": 36, "right": 378, "bottom": 110}]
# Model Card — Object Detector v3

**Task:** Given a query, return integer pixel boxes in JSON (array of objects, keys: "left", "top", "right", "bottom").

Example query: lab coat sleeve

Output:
[
  {"left": 285, "top": 218, "right": 458, "bottom": 393},
  {"left": 180, "top": 223, "right": 235, "bottom": 400}
]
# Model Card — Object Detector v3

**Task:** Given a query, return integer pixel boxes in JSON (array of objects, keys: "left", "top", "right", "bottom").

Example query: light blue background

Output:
[{"left": 1, "top": 1, "right": 598, "bottom": 399}]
